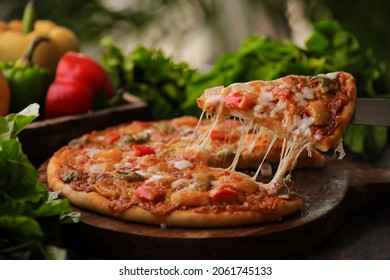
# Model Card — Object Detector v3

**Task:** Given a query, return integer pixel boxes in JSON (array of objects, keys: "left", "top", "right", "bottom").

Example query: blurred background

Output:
[{"left": 1, "top": 0, "right": 389, "bottom": 68}]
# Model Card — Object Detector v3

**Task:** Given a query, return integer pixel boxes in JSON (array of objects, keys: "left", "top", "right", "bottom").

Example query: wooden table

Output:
[
  {"left": 298, "top": 143, "right": 390, "bottom": 259},
  {"left": 62, "top": 201, "right": 390, "bottom": 260},
  {"left": 296, "top": 203, "right": 390, "bottom": 259}
]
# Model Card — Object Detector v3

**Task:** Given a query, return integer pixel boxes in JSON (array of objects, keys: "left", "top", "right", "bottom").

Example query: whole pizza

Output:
[{"left": 47, "top": 71, "right": 356, "bottom": 227}]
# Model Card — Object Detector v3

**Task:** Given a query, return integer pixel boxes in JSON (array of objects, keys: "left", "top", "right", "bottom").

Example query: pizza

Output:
[
  {"left": 46, "top": 71, "right": 356, "bottom": 227},
  {"left": 197, "top": 71, "right": 356, "bottom": 193}
]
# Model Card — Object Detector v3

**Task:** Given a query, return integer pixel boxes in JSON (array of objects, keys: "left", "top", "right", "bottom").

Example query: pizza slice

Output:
[{"left": 196, "top": 71, "right": 356, "bottom": 193}]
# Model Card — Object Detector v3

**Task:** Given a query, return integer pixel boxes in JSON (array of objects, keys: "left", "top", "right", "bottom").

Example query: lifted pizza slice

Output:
[{"left": 196, "top": 72, "right": 356, "bottom": 193}]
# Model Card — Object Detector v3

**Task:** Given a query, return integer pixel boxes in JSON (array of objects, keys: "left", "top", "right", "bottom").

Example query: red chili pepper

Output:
[{"left": 44, "top": 51, "right": 114, "bottom": 118}]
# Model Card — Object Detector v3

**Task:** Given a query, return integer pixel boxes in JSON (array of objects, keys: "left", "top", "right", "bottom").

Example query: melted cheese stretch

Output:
[
  {"left": 190, "top": 112, "right": 312, "bottom": 194},
  {"left": 227, "top": 119, "right": 253, "bottom": 171}
]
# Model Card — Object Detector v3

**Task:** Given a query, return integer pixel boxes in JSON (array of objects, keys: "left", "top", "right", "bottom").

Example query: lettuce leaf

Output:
[
  {"left": 0, "top": 104, "right": 79, "bottom": 260},
  {"left": 101, "top": 38, "right": 196, "bottom": 120}
]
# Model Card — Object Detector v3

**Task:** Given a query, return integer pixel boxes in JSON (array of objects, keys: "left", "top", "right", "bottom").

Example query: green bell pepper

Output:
[{"left": 0, "top": 36, "right": 53, "bottom": 113}]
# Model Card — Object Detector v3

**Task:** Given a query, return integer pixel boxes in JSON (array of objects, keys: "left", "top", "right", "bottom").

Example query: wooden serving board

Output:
[{"left": 38, "top": 159, "right": 390, "bottom": 259}]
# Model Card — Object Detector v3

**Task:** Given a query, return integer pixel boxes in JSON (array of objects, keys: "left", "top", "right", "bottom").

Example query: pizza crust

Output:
[{"left": 314, "top": 76, "right": 356, "bottom": 152}]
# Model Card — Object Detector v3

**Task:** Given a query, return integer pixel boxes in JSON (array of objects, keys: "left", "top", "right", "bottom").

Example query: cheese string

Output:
[
  {"left": 265, "top": 137, "right": 310, "bottom": 194},
  {"left": 187, "top": 110, "right": 206, "bottom": 147},
  {"left": 189, "top": 110, "right": 310, "bottom": 195},
  {"left": 247, "top": 125, "right": 264, "bottom": 154},
  {"left": 252, "top": 131, "right": 279, "bottom": 180},
  {"left": 227, "top": 119, "right": 253, "bottom": 171}
]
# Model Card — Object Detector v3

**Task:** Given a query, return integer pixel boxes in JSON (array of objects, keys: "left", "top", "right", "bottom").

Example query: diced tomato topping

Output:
[
  {"left": 132, "top": 120, "right": 152, "bottom": 127},
  {"left": 210, "top": 129, "right": 226, "bottom": 141},
  {"left": 104, "top": 132, "right": 122, "bottom": 144},
  {"left": 209, "top": 185, "right": 237, "bottom": 203},
  {"left": 134, "top": 183, "right": 164, "bottom": 202},
  {"left": 271, "top": 87, "right": 291, "bottom": 99},
  {"left": 132, "top": 144, "right": 156, "bottom": 156},
  {"left": 134, "top": 186, "right": 154, "bottom": 200},
  {"left": 224, "top": 91, "right": 256, "bottom": 110}
]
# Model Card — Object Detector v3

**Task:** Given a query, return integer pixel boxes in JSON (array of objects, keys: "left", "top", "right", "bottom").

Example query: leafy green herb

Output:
[{"left": 0, "top": 104, "right": 79, "bottom": 260}]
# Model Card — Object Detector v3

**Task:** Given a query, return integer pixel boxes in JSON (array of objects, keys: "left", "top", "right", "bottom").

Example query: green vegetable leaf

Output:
[
  {"left": 305, "top": 32, "right": 330, "bottom": 54},
  {"left": 101, "top": 39, "right": 196, "bottom": 119},
  {"left": 0, "top": 139, "right": 39, "bottom": 201},
  {"left": 100, "top": 36, "right": 126, "bottom": 89},
  {"left": 0, "top": 106, "right": 78, "bottom": 259},
  {"left": 33, "top": 198, "right": 72, "bottom": 218},
  {"left": 0, "top": 103, "right": 39, "bottom": 140},
  {"left": 0, "top": 215, "right": 43, "bottom": 240}
]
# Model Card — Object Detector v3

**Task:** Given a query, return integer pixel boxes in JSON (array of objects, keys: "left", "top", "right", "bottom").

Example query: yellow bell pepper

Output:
[
  {"left": 0, "top": 70, "right": 10, "bottom": 116},
  {"left": 0, "top": 0, "right": 79, "bottom": 73}
]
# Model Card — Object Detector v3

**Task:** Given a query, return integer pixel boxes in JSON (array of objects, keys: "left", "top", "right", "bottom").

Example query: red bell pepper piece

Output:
[
  {"left": 104, "top": 131, "right": 122, "bottom": 144},
  {"left": 132, "top": 144, "right": 156, "bottom": 157},
  {"left": 135, "top": 182, "right": 164, "bottom": 202},
  {"left": 135, "top": 185, "right": 155, "bottom": 201},
  {"left": 224, "top": 91, "right": 256, "bottom": 110},
  {"left": 210, "top": 129, "right": 226, "bottom": 141},
  {"left": 44, "top": 51, "right": 114, "bottom": 118},
  {"left": 209, "top": 185, "right": 237, "bottom": 203},
  {"left": 271, "top": 87, "right": 291, "bottom": 99}
]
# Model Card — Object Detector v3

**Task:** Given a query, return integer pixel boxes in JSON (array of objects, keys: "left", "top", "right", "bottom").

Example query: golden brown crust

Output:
[
  {"left": 314, "top": 72, "right": 356, "bottom": 152},
  {"left": 47, "top": 153, "right": 113, "bottom": 216}
]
